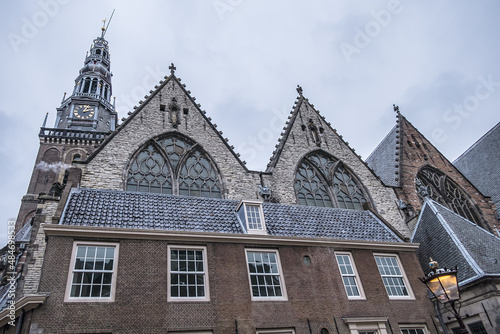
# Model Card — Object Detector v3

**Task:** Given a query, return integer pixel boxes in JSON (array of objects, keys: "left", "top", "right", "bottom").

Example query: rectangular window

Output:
[
  {"left": 468, "top": 321, "right": 487, "bottom": 334},
  {"left": 257, "top": 329, "right": 296, "bottom": 334},
  {"left": 401, "top": 328, "right": 426, "bottom": 334},
  {"left": 374, "top": 254, "right": 413, "bottom": 299},
  {"left": 245, "top": 249, "right": 287, "bottom": 301},
  {"left": 168, "top": 245, "right": 209, "bottom": 301},
  {"left": 65, "top": 242, "right": 119, "bottom": 302},
  {"left": 335, "top": 252, "right": 365, "bottom": 299},
  {"left": 237, "top": 201, "right": 266, "bottom": 234}
]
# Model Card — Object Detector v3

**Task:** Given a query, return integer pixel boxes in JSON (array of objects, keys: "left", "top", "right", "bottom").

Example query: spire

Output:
[{"left": 53, "top": 18, "right": 117, "bottom": 132}]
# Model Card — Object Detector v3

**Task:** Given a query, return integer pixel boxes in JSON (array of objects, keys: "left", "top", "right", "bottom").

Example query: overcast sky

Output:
[{"left": 1, "top": 1, "right": 499, "bottom": 245}]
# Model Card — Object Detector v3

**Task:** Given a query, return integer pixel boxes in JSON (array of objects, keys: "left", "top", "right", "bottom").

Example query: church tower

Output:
[
  {"left": 54, "top": 25, "right": 117, "bottom": 132},
  {"left": 15, "top": 24, "right": 116, "bottom": 232}
]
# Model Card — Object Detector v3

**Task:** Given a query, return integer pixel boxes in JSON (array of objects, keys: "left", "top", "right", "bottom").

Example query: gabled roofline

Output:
[
  {"left": 419, "top": 199, "right": 484, "bottom": 276},
  {"left": 78, "top": 71, "right": 256, "bottom": 173},
  {"left": 266, "top": 92, "right": 393, "bottom": 189},
  {"left": 453, "top": 121, "right": 500, "bottom": 164}
]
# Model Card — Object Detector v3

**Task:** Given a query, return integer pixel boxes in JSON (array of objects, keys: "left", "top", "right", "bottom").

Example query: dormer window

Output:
[{"left": 236, "top": 200, "right": 266, "bottom": 235}]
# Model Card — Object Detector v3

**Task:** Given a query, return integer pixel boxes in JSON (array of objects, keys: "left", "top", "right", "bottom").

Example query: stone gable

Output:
[
  {"left": 264, "top": 96, "right": 409, "bottom": 237},
  {"left": 80, "top": 75, "right": 261, "bottom": 200}
]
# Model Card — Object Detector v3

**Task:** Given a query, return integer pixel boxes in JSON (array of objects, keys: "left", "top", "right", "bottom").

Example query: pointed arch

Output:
[
  {"left": 294, "top": 150, "right": 371, "bottom": 210},
  {"left": 126, "top": 133, "right": 223, "bottom": 198},
  {"left": 416, "top": 166, "right": 483, "bottom": 226}
]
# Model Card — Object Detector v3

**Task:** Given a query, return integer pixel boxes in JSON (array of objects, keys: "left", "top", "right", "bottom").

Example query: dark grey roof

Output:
[
  {"left": 366, "top": 125, "right": 399, "bottom": 187},
  {"left": 60, "top": 188, "right": 403, "bottom": 243},
  {"left": 412, "top": 199, "right": 500, "bottom": 285},
  {"left": 454, "top": 122, "right": 500, "bottom": 218}
]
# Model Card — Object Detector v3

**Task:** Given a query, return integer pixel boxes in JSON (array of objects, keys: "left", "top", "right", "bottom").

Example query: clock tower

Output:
[
  {"left": 15, "top": 24, "right": 117, "bottom": 232},
  {"left": 55, "top": 26, "right": 117, "bottom": 131}
]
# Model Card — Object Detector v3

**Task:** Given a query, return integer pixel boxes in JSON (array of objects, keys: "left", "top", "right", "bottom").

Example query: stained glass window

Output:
[
  {"left": 126, "top": 134, "right": 222, "bottom": 198},
  {"left": 294, "top": 151, "right": 369, "bottom": 209},
  {"left": 416, "top": 167, "right": 483, "bottom": 226}
]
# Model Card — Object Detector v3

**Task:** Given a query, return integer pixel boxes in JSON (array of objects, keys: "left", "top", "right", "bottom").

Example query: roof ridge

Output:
[
  {"left": 453, "top": 121, "right": 500, "bottom": 164},
  {"left": 425, "top": 199, "right": 485, "bottom": 276}
]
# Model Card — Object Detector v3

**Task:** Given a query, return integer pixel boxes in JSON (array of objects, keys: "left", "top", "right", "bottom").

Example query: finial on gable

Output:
[
  {"left": 169, "top": 63, "right": 176, "bottom": 75},
  {"left": 296, "top": 85, "right": 303, "bottom": 96},
  {"left": 393, "top": 104, "right": 400, "bottom": 113}
]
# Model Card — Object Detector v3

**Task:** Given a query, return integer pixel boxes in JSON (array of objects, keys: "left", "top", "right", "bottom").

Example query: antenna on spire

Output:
[{"left": 101, "top": 9, "right": 115, "bottom": 38}]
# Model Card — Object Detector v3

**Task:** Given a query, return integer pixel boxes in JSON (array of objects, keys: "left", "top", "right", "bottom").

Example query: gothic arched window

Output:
[
  {"left": 294, "top": 151, "right": 370, "bottom": 210},
  {"left": 416, "top": 166, "right": 483, "bottom": 225},
  {"left": 126, "top": 134, "right": 222, "bottom": 198}
]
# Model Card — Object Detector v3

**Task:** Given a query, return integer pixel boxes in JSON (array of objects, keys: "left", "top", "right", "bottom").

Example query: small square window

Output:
[
  {"left": 335, "top": 252, "right": 365, "bottom": 299},
  {"left": 237, "top": 201, "right": 266, "bottom": 234},
  {"left": 245, "top": 249, "right": 287, "bottom": 301},
  {"left": 374, "top": 254, "right": 414, "bottom": 299},
  {"left": 167, "top": 245, "right": 209, "bottom": 301},
  {"left": 65, "top": 242, "right": 119, "bottom": 302},
  {"left": 160, "top": 104, "right": 166, "bottom": 111}
]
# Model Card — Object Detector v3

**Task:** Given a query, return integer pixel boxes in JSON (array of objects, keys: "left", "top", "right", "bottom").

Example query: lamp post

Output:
[{"left": 419, "top": 259, "right": 468, "bottom": 334}]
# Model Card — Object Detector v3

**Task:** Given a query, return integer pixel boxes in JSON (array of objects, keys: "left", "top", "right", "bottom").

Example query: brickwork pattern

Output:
[
  {"left": 396, "top": 117, "right": 499, "bottom": 233},
  {"left": 30, "top": 237, "right": 436, "bottom": 333}
]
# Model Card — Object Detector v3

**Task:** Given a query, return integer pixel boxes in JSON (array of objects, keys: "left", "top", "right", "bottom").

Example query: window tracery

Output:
[
  {"left": 416, "top": 166, "right": 482, "bottom": 225},
  {"left": 126, "top": 134, "right": 222, "bottom": 198},
  {"left": 294, "top": 151, "right": 369, "bottom": 210}
]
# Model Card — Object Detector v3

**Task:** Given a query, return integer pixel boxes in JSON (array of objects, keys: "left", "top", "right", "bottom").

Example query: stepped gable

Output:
[
  {"left": 366, "top": 106, "right": 402, "bottom": 187},
  {"left": 412, "top": 199, "right": 500, "bottom": 284},
  {"left": 454, "top": 122, "right": 500, "bottom": 218},
  {"left": 82, "top": 64, "right": 248, "bottom": 170},
  {"left": 60, "top": 188, "right": 403, "bottom": 243}
]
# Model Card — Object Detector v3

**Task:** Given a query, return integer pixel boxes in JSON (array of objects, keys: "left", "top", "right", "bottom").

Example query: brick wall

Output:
[{"left": 30, "top": 236, "right": 437, "bottom": 333}]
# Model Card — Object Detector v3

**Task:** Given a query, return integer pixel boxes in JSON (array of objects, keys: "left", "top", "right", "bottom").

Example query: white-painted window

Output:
[
  {"left": 168, "top": 245, "right": 209, "bottom": 301},
  {"left": 374, "top": 254, "right": 414, "bottom": 299},
  {"left": 65, "top": 242, "right": 119, "bottom": 302},
  {"left": 237, "top": 201, "right": 266, "bottom": 234},
  {"left": 245, "top": 249, "right": 287, "bottom": 301},
  {"left": 335, "top": 252, "right": 365, "bottom": 299}
]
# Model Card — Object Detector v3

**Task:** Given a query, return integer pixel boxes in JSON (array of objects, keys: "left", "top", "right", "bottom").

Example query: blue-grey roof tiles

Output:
[{"left": 60, "top": 188, "right": 403, "bottom": 243}]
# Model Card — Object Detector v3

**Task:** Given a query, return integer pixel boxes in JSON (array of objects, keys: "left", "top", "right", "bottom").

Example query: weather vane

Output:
[{"left": 101, "top": 9, "right": 115, "bottom": 38}]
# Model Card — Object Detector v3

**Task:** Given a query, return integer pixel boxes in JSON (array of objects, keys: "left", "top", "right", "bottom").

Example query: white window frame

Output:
[
  {"left": 65, "top": 241, "right": 119, "bottom": 303},
  {"left": 257, "top": 329, "right": 296, "bottom": 334},
  {"left": 167, "top": 245, "right": 210, "bottom": 302},
  {"left": 245, "top": 249, "right": 287, "bottom": 301},
  {"left": 344, "top": 317, "right": 389, "bottom": 334},
  {"left": 335, "top": 251, "right": 365, "bottom": 300},
  {"left": 399, "top": 324, "right": 428, "bottom": 334},
  {"left": 373, "top": 253, "right": 414, "bottom": 300},
  {"left": 237, "top": 200, "right": 267, "bottom": 235}
]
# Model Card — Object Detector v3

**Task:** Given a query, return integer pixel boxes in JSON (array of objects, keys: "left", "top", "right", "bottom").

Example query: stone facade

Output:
[
  {"left": 81, "top": 76, "right": 260, "bottom": 200},
  {"left": 264, "top": 96, "right": 409, "bottom": 238}
]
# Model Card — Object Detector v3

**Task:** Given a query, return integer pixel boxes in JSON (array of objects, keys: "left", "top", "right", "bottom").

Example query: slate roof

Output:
[
  {"left": 454, "top": 122, "right": 500, "bottom": 218},
  {"left": 60, "top": 188, "right": 403, "bottom": 243},
  {"left": 366, "top": 125, "right": 399, "bottom": 187},
  {"left": 412, "top": 199, "right": 500, "bottom": 285}
]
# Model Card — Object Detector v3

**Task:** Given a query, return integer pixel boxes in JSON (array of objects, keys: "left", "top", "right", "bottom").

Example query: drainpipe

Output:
[{"left": 434, "top": 299, "right": 449, "bottom": 334}]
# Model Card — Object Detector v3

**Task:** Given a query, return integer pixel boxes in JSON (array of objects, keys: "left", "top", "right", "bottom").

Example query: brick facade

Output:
[{"left": 28, "top": 235, "right": 436, "bottom": 334}]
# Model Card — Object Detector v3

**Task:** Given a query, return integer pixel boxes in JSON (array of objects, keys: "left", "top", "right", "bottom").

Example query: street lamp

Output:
[{"left": 419, "top": 259, "right": 468, "bottom": 334}]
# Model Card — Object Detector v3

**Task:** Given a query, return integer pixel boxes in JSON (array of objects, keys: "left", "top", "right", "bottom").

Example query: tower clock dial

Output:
[{"left": 73, "top": 104, "right": 95, "bottom": 120}]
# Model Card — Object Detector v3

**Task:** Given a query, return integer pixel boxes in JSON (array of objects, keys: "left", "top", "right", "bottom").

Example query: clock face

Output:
[{"left": 73, "top": 104, "right": 95, "bottom": 120}]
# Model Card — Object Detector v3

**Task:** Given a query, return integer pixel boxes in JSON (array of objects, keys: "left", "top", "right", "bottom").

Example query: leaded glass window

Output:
[
  {"left": 126, "top": 134, "right": 222, "bottom": 198},
  {"left": 416, "top": 166, "right": 483, "bottom": 226},
  {"left": 294, "top": 151, "right": 370, "bottom": 210}
]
